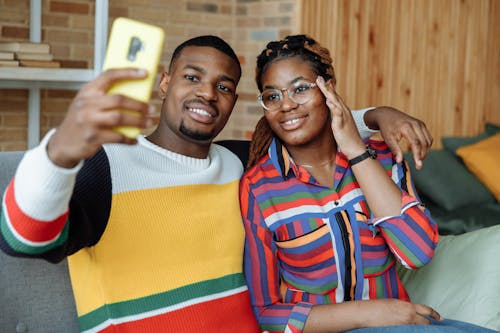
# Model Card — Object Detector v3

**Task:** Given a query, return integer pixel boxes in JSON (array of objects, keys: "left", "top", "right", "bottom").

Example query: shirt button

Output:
[{"left": 334, "top": 200, "right": 339, "bottom": 206}]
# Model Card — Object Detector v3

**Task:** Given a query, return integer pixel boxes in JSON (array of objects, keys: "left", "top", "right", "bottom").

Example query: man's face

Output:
[{"left": 159, "top": 46, "right": 240, "bottom": 145}]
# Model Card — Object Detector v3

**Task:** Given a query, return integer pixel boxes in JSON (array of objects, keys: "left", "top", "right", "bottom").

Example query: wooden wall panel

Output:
[{"left": 300, "top": 0, "right": 500, "bottom": 146}]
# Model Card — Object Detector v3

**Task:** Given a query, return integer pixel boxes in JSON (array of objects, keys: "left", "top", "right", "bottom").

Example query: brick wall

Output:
[{"left": 0, "top": 0, "right": 299, "bottom": 151}]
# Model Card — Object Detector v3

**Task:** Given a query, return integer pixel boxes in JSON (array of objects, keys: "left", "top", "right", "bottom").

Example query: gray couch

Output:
[
  {"left": 1, "top": 149, "right": 499, "bottom": 332},
  {"left": 0, "top": 151, "right": 79, "bottom": 333}
]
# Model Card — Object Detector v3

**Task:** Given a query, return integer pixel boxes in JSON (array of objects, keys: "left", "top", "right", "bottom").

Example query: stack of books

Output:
[{"left": 0, "top": 42, "right": 60, "bottom": 68}]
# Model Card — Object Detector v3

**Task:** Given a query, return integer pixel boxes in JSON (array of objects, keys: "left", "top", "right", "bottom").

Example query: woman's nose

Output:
[{"left": 280, "top": 89, "right": 297, "bottom": 111}]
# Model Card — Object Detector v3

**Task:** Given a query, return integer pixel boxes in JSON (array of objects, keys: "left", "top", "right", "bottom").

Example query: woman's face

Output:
[{"left": 260, "top": 56, "right": 332, "bottom": 148}]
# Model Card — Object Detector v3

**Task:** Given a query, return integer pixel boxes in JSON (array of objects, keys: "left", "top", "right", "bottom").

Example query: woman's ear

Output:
[{"left": 158, "top": 72, "right": 170, "bottom": 99}]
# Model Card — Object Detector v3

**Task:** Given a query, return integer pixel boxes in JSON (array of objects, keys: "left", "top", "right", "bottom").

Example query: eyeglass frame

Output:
[{"left": 257, "top": 81, "right": 317, "bottom": 112}]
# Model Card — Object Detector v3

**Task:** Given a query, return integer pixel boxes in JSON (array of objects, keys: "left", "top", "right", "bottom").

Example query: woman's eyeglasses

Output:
[{"left": 258, "top": 81, "right": 317, "bottom": 112}]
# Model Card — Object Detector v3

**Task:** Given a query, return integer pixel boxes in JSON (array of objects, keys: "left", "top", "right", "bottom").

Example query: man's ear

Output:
[{"left": 158, "top": 72, "right": 170, "bottom": 99}]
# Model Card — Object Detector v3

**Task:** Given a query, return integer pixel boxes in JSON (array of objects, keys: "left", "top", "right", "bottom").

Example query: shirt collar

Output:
[
  {"left": 268, "top": 137, "right": 351, "bottom": 188},
  {"left": 269, "top": 137, "right": 291, "bottom": 179}
]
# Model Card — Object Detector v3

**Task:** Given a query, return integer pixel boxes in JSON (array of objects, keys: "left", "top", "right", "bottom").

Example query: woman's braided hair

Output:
[{"left": 247, "top": 34, "right": 336, "bottom": 168}]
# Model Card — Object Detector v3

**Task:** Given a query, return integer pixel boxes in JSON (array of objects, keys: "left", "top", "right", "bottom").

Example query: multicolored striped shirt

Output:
[
  {"left": 1, "top": 131, "right": 259, "bottom": 332},
  {"left": 240, "top": 138, "right": 439, "bottom": 333}
]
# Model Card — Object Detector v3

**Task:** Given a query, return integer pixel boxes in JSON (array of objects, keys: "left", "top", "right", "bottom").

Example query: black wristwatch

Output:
[{"left": 348, "top": 145, "right": 377, "bottom": 166}]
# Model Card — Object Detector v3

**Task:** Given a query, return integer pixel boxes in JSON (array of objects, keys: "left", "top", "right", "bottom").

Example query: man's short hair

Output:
[{"left": 169, "top": 35, "right": 241, "bottom": 79}]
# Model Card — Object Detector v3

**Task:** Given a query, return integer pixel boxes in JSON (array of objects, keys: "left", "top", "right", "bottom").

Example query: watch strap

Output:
[{"left": 349, "top": 145, "right": 377, "bottom": 166}]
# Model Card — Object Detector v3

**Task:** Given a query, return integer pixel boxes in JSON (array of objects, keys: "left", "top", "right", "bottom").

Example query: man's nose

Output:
[{"left": 196, "top": 82, "right": 217, "bottom": 101}]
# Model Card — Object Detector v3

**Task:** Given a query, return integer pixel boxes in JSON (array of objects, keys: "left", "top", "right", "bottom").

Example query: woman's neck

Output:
[
  {"left": 286, "top": 132, "right": 337, "bottom": 168},
  {"left": 286, "top": 134, "right": 338, "bottom": 187}
]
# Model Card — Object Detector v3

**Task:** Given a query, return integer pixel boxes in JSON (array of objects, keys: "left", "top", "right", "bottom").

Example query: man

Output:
[{"left": 0, "top": 36, "right": 432, "bottom": 332}]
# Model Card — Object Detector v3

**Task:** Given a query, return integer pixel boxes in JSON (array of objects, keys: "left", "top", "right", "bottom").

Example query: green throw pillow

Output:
[
  {"left": 404, "top": 150, "right": 495, "bottom": 211},
  {"left": 433, "top": 203, "right": 500, "bottom": 235},
  {"left": 441, "top": 132, "right": 490, "bottom": 153},
  {"left": 485, "top": 122, "right": 500, "bottom": 135},
  {"left": 398, "top": 225, "right": 500, "bottom": 331},
  {"left": 442, "top": 122, "right": 500, "bottom": 153}
]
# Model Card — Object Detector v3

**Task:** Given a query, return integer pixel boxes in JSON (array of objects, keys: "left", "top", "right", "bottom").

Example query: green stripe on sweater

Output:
[
  {"left": 0, "top": 211, "right": 69, "bottom": 254},
  {"left": 78, "top": 273, "right": 247, "bottom": 331}
]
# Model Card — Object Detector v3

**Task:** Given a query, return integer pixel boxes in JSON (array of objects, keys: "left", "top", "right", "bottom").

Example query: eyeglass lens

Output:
[{"left": 259, "top": 82, "right": 316, "bottom": 111}]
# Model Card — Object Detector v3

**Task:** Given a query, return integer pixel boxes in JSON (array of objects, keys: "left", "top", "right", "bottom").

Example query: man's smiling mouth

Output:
[{"left": 189, "top": 107, "right": 214, "bottom": 118}]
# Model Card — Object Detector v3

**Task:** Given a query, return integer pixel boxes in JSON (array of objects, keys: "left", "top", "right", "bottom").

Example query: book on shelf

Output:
[
  {"left": 0, "top": 42, "right": 50, "bottom": 54},
  {"left": 19, "top": 60, "right": 60, "bottom": 68},
  {"left": 15, "top": 52, "right": 54, "bottom": 61},
  {"left": 0, "top": 60, "right": 19, "bottom": 67},
  {"left": 0, "top": 52, "right": 14, "bottom": 60}
]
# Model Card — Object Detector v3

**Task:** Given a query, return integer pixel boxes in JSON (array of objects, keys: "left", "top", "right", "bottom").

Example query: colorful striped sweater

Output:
[
  {"left": 240, "top": 138, "right": 439, "bottom": 333},
  {"left": 0, "top": 131, "right": 259, "bottom": 332}
]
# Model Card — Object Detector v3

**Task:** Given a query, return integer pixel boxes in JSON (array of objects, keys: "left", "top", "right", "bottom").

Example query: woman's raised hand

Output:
[{"left": 315, "top": 76, "right": 365, "bottom": 159}]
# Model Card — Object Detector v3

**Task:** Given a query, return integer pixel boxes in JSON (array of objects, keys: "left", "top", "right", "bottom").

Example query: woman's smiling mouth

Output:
[{"left": 280, "top": 115, "right": 307, "bottom": 130}]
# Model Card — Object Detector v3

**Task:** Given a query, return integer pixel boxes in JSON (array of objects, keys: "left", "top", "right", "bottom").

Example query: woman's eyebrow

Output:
[
  {"left": 263, "top": 76, "right": 308, "bottom": 90},
  {"left": 290, "top": 76, "right": 308, "bottom": 85}
]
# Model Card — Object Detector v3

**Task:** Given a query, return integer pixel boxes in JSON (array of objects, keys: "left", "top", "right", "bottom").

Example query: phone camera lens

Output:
[{"left": 127, "top": 37, "right": 144, "bottom": 61}]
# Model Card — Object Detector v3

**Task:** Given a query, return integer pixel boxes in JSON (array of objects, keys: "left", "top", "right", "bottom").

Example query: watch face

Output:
[{"left": 367, "top": 145, "right": 377, "bottom": 159}]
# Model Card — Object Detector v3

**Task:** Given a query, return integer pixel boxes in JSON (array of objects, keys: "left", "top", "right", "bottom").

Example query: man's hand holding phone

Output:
[
  {"left": 101, "top": 18, "right": 165, "bottom": 139},
  {"left": 47, "top": 69, "right": 158, "bottom": 169}
]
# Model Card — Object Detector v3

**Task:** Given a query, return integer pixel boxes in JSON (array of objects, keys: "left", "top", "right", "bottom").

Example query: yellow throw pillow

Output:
[{"left": 456, "top": 133, "right": 500, "bottom": 201}]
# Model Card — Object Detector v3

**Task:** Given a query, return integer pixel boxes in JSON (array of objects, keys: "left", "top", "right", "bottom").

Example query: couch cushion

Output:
[
  {"left": 432, "top": 203, "right": 500, "bottom": 235},
  {"left": 441, "top": 132, "right": 490, "bottom": 153},
  {"left": 0, "top": 151, "right": 79, "bottom": 332},
  {"left": 485, "top": 122, "right": 500, "bottom": 136},
  {"left": 441, "top": 122, "right": 500, "bottom": 153},
  {"left": 215, "top": 139, "right": 250, "bottom": 167},
  {"left": 0, "top": 151, "right": 24, "bottom": 194},
  {"left": 404, "top": 150, "right": 495, "bottom": 211},
  {"left": 456, "top": 133, "right": 500, "bottom": 201},
  {"left": 0, "top": 252, "right": 80, "bottom": 332},
  {"left": 398, "top": 225, "right": 500, "bottom": 331}
]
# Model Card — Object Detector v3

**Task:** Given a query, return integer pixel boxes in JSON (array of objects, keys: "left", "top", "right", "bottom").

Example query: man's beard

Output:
[{"left": 179, "top": 121, "right": 215, "bottom": 142}]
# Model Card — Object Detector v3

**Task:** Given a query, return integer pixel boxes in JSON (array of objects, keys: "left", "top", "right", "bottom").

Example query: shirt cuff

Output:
[
  {"left": 352, "top": 107, "right": 379, "bottom": 140},
  {"left": 286, "top": 302, "right": 314, "bottom": 333},
  {"left": 371, "top": 192, "right": 422, "bottom": 227}
]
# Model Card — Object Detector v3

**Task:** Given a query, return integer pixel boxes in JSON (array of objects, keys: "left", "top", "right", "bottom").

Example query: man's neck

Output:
[{"left": 145, "top": 129, "right": 211, "bottom": 159}]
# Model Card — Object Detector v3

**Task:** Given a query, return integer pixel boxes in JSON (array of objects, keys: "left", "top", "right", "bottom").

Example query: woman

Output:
[{"left": 240, "top": 35, "right": 495, "bottom": 333}]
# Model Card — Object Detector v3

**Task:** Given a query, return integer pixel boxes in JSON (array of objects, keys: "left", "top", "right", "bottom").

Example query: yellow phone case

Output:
[{"left": 102, "top": 17, "right": 165, "bottom": 138}]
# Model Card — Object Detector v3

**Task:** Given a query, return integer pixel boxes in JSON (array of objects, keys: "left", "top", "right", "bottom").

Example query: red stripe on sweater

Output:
[
  {"left": 4, "top": 179, "right": 68, "bottom": 243},
  {"left": 98, "top": 291, "right": 259, "bottom": 333}
]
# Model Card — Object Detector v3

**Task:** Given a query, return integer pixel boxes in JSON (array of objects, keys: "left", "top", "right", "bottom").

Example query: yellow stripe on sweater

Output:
[{"left": 68, "top": 180, "right": 244, "bottom": 315}]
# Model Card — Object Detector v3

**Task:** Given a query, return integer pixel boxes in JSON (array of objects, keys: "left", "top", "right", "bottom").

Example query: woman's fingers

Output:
[
  {"left": 316, "top": 76, "right": 333, "bottom": 98},
  {"left": 415, "top": 304, "right": 442, "bottom": 321},
  {"left": 316, "top": 76, "right": 342, "bottom": 113}
]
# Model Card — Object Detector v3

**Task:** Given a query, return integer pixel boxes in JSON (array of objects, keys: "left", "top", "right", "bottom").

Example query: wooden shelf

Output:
[
  {"left": 0, "top": 0, "right": 108, "bottom": 148},
  {"left": 0, "top": 67, "right": 95, "bottom": 82},
  {"left": 0, "top": 68, "right": 96, "bottom": 89}
]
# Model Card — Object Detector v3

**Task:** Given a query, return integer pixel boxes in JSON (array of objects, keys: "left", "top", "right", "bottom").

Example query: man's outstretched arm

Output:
[{"left": 356, "top": 106, "right": 433, "bottom": 170}]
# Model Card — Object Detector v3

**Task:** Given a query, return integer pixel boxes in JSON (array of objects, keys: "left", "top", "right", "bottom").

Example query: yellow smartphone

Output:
[{"left": 102, "top": 17, "right": 165, "bottom": 139}]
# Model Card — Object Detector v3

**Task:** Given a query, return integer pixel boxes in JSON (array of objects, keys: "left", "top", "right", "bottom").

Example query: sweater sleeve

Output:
[
  {"left": 0, "top": 130, "right": 112, "bottom": 263},
  {"left": 352, "top": 107, "right": 379, "bottom": 140}
]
